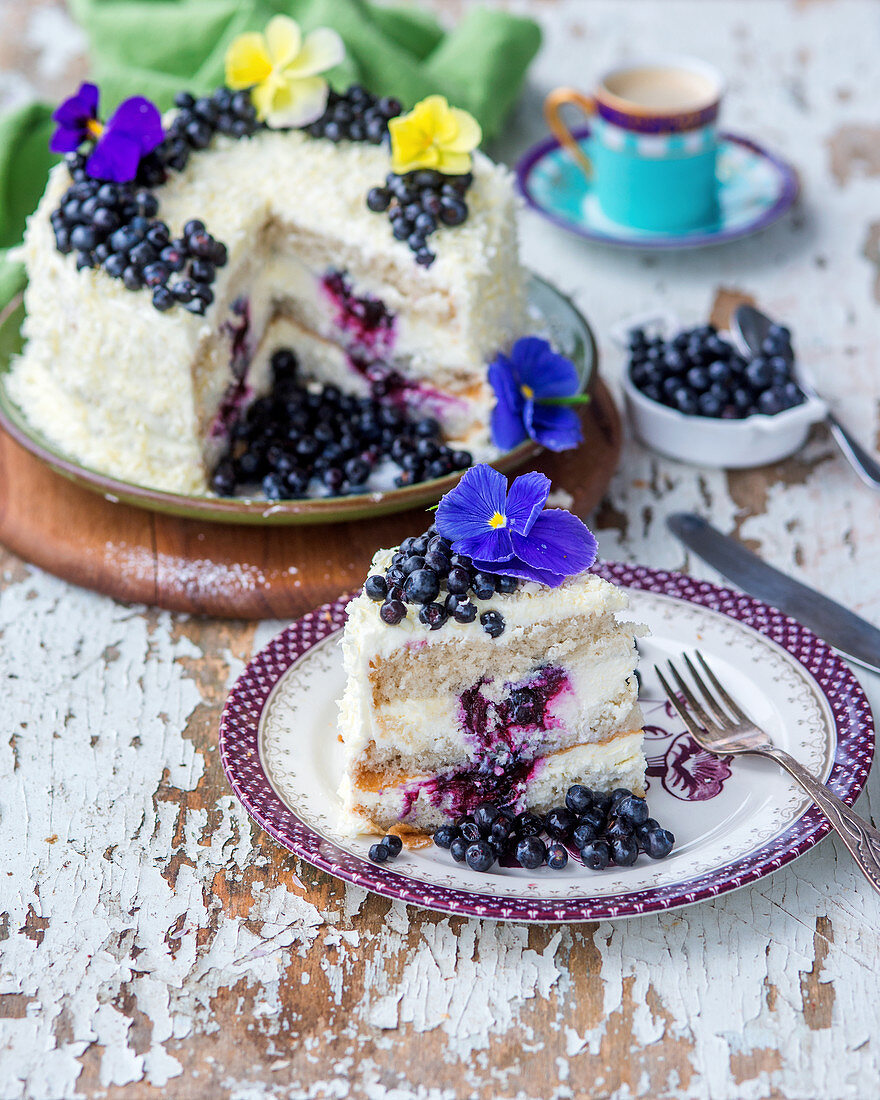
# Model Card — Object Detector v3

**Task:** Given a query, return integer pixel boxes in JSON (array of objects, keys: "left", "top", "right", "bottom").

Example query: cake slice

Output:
[{"left": 337, "top": 466, "right": 646, "bottom": 834}]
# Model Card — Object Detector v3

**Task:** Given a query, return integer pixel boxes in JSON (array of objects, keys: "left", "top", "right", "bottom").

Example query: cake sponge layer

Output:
[{"left": 339, "top": 730, "right": 647, "bottom": 836}]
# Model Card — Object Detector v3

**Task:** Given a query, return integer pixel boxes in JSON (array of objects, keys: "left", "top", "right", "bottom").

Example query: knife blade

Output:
[{"left": 667, "top": 512, "right": 880, "bottom": 675}]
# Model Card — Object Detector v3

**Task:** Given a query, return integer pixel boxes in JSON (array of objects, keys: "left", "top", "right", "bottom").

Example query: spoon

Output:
[{"left": 733, "top": 304, "right": 880, "bottom": 491}]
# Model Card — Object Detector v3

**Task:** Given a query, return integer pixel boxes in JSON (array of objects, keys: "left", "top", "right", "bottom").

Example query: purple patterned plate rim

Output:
[
  {"left": 515, "top": 129, "right": 800, "bottom": 251},
  {"left": 218, "top": 562, "right": 874, "bottom": 922}
]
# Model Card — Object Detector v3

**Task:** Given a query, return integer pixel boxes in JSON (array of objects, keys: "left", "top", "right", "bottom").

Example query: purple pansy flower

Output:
[
  {"left": 435, "top": 464, "right": 598, "bottom": 586},
  {"left": 50, "top": 83, "right": 164, "bottom": 183},
  {"left": 489, "top": 336, "right": 585, "bottom": 453},
  {"left": 50, "top": 82, "right": 101, "bottom": 153}
]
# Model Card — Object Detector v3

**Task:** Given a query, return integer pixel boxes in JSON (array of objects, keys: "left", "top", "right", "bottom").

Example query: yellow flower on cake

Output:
[
  {"left": 389, "top": 95, "right": 482, "bottom": 176},
  {"left": 225, "top": 15, "right": 345, "bottom": 129}
]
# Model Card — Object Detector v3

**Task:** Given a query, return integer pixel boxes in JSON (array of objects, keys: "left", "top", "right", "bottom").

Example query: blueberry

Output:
[
  {"left": 472, "top": 573, "right": 496, "bottom": 599},
  {"left": 151, "top": 285, "right": 175, "bottom": 311},
  {"left": 190, "top": 258, "right": 215, "bottom": 284},
  {"left": 368, "top": 843, "right": 390, "bottom": 863},
  {"left": 383, "top": 834, "right": 403, "bottom": 857},
  {"left": 664, "top": 350, "right": 686, "bottom": 373},
  {"left": 490, "top": 818, "right": 512, "bottom": 845},
  {"left": 605, "top": 816, "right": 634, "bottom": 841},
  {"left": 439, "top": 196, "right": 468, "bottom": 226},
  {"left": 446, "top": 565, "right": 470, "bottom": 594},
  {"left": 452, "top": 601, "right": 477, "bottom": 624},
  {"left": 418, "top": 602, "right": 448, "bottom": 630},
  {"left": 103, "top": 253, "right": 127, "bottom": 278},
  {"left": 697, "top": 393, "right": 723, "bottom": 417},
  {"left": 644, "top": 828, "right": 675, "bottom": 859},
  {"left": 547, "top": 843, "right": 568, "bottom": 870},
  {"left": 365, "top": 575, "right": 387, "bottom": 601},
  {"left": 344, "top": 457, "right": 371, "bottom": 485},
  {"left": 686, "top": 367, "right": 709, "bottom": 392},
  {"left": 129, "top": 241, "right": 157, "bottom": 267},
  {"left": 480, "top": 610, "right": 505, "bottom": 638},
  {"left": 473, "top": 802, "right": 498, "bottom": 833},
  {"left": 514, "top": 812, "right": 543, "bottom": 838},
  {"left": 672, "top": 387, "right": 698, "bottom": 415},
  {"left": 615, "top": 795, "right": 649, "bottom": 826},
  {"left": 572, "top": 821, "right": 599, "bottom": 849},
  {"left": 424, "top": 550, "right": 451, "bottom": 575},
  {"left": 122, "top": 264, "right": 143, "bottom": 290},
  {"left": 580, "top": 839, "right": 611, "bottom": 870},
  {"left": 460, "top": 820, "right": 481, "bottom": 843},
  {"left": 579, "top": 808, "right": 606, "bottom": 833},
  {"left": 732, "top": 386, "right": 753, "bottom": 412},
  {"left": 610, "top": 835, "right": 639, "bottom": 866},
  {"left": 515, "top": 835, "right": 547, "bottom": 869},
  {"left": 757, "top": 388, "right": 784, "bottom": 415},
  {"left": 592, "top": 791, "right": 612, "bottom": 816},
  {"left": 745, "top": 358, "right": 772, "bottom": 389},
  {"left": 404, "top": 568, "right": 440, "bottom": 604},
  {"left": 610, "top": 788, "right": 631, "bottom": 811},
  {"left": 495, "top": 575, "right": 519, "bottom": 594},
  {"left": 366, "top": 186, "right": 391, "bottom": 212},
  {"left": 433, "top": 824, "right": 459, "bottom": 849},
  {"left": 449, "top": 836, "right": 468, "bottom": 862},
  {"left": 565, "top": 784, "right": 592, "bottom": 815},
  {"left": 544, "top": 807, "right": 576, "bottom": 840},
  {"left": 143, "top": 262, "right": 170, "bottom": 287},
  {"left": 380, "top": 599, "right": 406, "bottom": 625},
  {"left": 465, "top": 841, "right": 495, "bottom": 872}
]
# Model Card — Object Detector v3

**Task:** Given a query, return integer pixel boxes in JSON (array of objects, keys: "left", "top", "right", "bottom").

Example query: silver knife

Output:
[{"left": 667, "top": 512, "right": 880, "bottom": 675}]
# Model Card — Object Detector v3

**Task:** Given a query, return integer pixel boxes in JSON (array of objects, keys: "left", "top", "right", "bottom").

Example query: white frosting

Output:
[{"left": 9, "top": 127, "right": 526, "bottom": 493}]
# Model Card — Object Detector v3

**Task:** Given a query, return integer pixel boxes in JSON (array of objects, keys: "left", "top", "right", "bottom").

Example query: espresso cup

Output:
[{"left": 544, "top": 58, "right": 724, "bottom": 232}]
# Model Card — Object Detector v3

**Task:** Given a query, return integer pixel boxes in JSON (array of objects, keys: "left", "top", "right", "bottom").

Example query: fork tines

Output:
[{"left": 655, "top": 651, "right": 749, "bottom": 740}]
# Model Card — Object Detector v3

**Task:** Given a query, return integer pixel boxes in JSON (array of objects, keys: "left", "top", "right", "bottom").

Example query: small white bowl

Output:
[{"left": 622, "top": 368, "right": 827, "bottom": 468}]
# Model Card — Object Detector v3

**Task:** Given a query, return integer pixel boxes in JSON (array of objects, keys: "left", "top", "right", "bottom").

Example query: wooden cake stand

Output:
[{"left": 0, "top": 378, "right": 621, "bottom": 619}]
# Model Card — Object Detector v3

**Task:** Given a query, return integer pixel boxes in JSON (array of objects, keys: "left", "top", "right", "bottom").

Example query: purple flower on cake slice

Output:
[{"left": 435, "top": 464, "right": 597, "bottom": 586}]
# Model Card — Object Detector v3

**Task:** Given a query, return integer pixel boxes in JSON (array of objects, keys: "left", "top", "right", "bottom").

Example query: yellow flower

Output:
[
  {"left": 389, "top": 95, "right": 482, "bottom": 176},
  {"left": 225, "top": 15, "right": 345, "bottom": 129}
]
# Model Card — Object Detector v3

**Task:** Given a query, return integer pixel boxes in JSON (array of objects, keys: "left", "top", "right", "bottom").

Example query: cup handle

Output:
[{"left": 543, "top": 88, "right": 595, "bottom": 177}]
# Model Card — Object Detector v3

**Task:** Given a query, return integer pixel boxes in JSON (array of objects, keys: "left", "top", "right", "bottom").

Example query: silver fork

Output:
[{"left": 656, "top": 651, "right": 880, "bottom": 894}]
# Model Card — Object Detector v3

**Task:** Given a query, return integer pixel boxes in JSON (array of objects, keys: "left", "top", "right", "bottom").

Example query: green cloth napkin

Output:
[{"left": 0, "top": 0, "right": 541, "bottom": 313}]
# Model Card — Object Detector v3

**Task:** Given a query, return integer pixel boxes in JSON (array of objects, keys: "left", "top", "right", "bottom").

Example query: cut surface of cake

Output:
[
  {"left": 9, "top": 74, "right": 526, "bottom": 496},
  {"left": 337, "top": 466, "right": 646, "bottom": 835}
]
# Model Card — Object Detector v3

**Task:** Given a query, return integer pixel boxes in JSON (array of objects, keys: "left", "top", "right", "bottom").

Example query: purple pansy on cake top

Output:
[
  {"left": 50, "top": 82, "right": 164, "bottom": 183},
  {"left": 435, "top": 464, "right": 597, "bottom": 586},
  {"left": 489, "top": 336, "right": 586, "bottom": 452}
]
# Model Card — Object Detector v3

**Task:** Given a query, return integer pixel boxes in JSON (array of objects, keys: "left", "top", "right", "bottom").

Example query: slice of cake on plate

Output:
[
  {"left": 8, "top": 19, "right": 526, "bottom": 495},
  {"left": 337, "top": 465, "right": 646, "bottom": 835}
]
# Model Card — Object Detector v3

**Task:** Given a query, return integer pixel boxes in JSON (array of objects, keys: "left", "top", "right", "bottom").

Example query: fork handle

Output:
[{"left": 759, "top": 746, "right": 880, "bottom": 894}]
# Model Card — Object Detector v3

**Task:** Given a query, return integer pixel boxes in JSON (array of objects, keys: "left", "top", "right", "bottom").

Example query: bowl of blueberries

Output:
[{"left": 621, "top": 316, "right": 827, "bottom": 467}]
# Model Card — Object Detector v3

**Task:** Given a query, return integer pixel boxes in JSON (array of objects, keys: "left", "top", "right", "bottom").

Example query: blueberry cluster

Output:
[
  {"left": 367, "top": 833, "right": 403, "bottom": 864},
  {"left": 432, "top": 785, "right": 675, "bottom": 874},
  {"left": 629, "top": 323, "right": 804, "bottom": 418},
  {"left": 158, "top": 88, "right": 260, "bottom": 174},
  {"left": 305, "top": 85, "right": 402, "bottom": 144},
  {"left": 210, "top": 348, "right": 473, "bottom": 499},
  {"left": 365, "top": 529, "right": 518, "bottom": 635},
  {"left": 366, "top": 169, "right": 472, "bottom": 266},
  {"left": 50, "top": 167, "right": 227, "bottom": 314}
]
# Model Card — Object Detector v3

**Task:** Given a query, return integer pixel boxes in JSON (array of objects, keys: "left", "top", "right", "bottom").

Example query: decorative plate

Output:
[
  {"left": 219, "top": 564, "right": 874, "bottom": 922},
  {"left": 516, "top": 131, "right": 799, "bottom": 251},
  {"left": 0, "top": 274, "right": 594, "bottom": 526}
]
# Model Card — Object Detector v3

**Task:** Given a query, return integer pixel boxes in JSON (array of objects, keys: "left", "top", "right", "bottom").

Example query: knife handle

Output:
[{"left": 761, "top": 746, "right": 880, "bottom": 894}]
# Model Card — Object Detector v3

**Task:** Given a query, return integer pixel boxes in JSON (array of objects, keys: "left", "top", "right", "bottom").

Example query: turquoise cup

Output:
[{"left": 544, "top": 58, "right": 724, "bottom": 233}]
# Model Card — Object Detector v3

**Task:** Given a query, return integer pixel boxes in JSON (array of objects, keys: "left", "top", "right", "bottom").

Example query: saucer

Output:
[{"left": 516, "top": 129, "right": 799, "bottom": 250}]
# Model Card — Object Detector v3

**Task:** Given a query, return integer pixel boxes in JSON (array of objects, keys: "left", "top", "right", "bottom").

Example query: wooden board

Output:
[{"left": 0, "top": 378, "right": 621, "bottom": 618}]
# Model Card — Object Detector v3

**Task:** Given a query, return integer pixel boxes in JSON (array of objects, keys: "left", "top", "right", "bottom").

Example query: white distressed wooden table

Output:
[{"left": 1, "top": 1, "right": 879, "bottom": 1097}]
